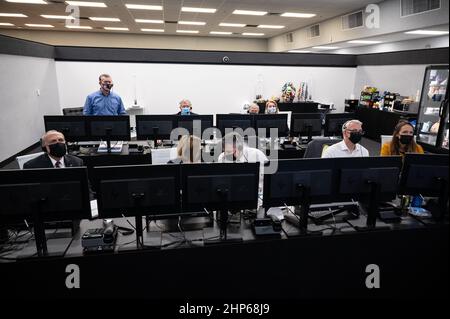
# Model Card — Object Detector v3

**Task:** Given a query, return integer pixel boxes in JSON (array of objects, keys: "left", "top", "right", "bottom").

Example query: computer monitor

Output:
[
  {"left": 87, "top": 115, "right": 131, "bottom": 141},
  {"left": 176, "top": 115, "right": 214, "bottom": 139},
  {"left": 44, "top": 115, "right": 88, "bottom": 142},
  {"left": 136, "top": 115, "right": 177, "bottom": 141},
  {"left": 181, "top": 162, "right": 259, "bottom": 213},
  {"left": 335, "top": 156, "right": 402, "bottom": 229},
  {"left": 263, "top": 158, "right": 336, "bottom": 232},
  {"left": 254, "top": 114, "right": 289, "bottom": 138},
  {"left": 290, "top": 113, "right": 322, "bottom": 141},
  {"left": 93, "top": 164, "right": 181, "bottom": 248},
  {"left": 324, "top": 113, "right": 355, "bottom": 137},
  {"left": 181, "top": 162, "right": 259, "bottom": 241},
  {"left": 0, "top": 167, "right": 91, "bottom": 256},
  {"left": 216, "top": 114, "right": 254, "bottom": 138},
  {"left": 399, "top": 154, "right": 449, "bottom": 220}
]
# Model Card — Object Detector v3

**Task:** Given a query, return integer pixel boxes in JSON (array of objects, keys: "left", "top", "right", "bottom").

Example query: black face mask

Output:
[
  {"left": 48, "top": 142, "right": 67, "bottom": 158},
  {"left": 102, "top": 83, "right": 113, "bottom": 90},
  {"left": 349, "top": 132, "right": 363, "bottom": 144},
  {"left": 399, "top": 135, "right": 413, "bottom": 145}
]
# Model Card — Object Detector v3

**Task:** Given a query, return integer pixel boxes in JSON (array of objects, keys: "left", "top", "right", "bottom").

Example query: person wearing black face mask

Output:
[
  {"left": 23, "top": 130, "right": 84, "bottom": 169},
  {"left": 380, "top": 120, "right": 424, "bottom": 157},
  {"left": 83, "top": 74, "right": 127, "bottom": 115},
  {"left": 322, "top": 119, "right": 370, "bottom": 158}
]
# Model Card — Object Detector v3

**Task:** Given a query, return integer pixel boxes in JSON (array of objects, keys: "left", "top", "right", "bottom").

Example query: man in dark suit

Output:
[{"left": 24, "top": 130, "right": 83, "bottom": 169}]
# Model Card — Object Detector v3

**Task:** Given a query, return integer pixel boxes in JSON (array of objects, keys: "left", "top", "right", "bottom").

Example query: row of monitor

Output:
[
  {"left": 43, "top": 113, "right": 355, "bottom": 142},
  {"left": 1, "top": 154, "right": 447, "bottom": 224}
]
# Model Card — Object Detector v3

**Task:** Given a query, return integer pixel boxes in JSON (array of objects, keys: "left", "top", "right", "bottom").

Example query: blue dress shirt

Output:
[{"left": 83, "top": 90, "right": 127, "bottom": 115}]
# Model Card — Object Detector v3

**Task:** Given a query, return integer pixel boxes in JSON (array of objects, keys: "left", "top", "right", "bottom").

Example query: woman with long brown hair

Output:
[{"left": 380, "top": 120, "right": 424, "bottom": 156}]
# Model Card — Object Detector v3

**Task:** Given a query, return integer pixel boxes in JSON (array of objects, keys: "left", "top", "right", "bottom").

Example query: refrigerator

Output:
[{"left": 416, "top": 65, "right": 449, "bottom": 154}]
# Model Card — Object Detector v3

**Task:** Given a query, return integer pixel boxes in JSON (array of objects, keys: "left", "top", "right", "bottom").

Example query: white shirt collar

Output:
[
  {"left": 48, "top": 155, "right": 65, "bottom": 168},
  {"left": 340, "top": 140, "right": 361, "bottom": 153}
]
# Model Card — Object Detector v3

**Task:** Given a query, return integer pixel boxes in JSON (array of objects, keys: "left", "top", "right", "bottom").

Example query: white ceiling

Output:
[{"left": 0, "top": 0, "right": 381, "bottom": 38}]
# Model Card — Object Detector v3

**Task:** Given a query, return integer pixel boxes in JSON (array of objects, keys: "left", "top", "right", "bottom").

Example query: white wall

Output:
[
  {"left": 55, "top": 62, "right": 356, "bottom": 116},
  {"left": 353, "top": 64, "right": 428, "bottom": 98},
  {"left": 0, "top": 54, "right": 60, "bottom": 162}
]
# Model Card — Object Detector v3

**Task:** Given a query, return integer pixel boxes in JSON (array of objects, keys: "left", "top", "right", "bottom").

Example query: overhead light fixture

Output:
[
  {"left": 0, "top": 13, "right": 28, "bottom": 18},
  {"left": 89, "top": 17, "right": 120, "bottom": 22},
  {"left": 313, "top": 46, "right": 340, "bottom": 50},
  {"left": 25, "top": 23, "right": 54, "bottom": 27},
  {"left": 6, "top": 0, "right": 47, "bottom": 4},
  {"left": 125, "top": 4, "right": 163, "bottom": 10},
  {"left": 0, "top": 22, "right": 15, "bottom": 26},
  {"left": 233, "top": 10, "right": 267, "bottom": 16},
  {"left": 210, "top": 31, "right": 233, "bottom": 35},
  {"left": 288, "top": 50, "right": 311, "bottom": 53},
  {"left": 219, "top": 22, "right": 246, "bottom": 27},
  {"left": 281, "top": 12, "right": 316, "bottom": 18},
  {"left": 65, "top": 1, "right": 106, "bottom": 7},
  {"left": 135, "top": 19, "right": 164, "bottom": 24},
  {"left": 178, "top": 21, "right": 206, "bottom": 26},
  {"left": 141, "top": 28, "right": 164, "bottom": 32},
  {"left": 176, "top": 30, "right": 199, "bottom": 34},
  {"left": 181, "top": 7, "right": 216, "bottom": 13},
  {"left": 348, "top": 40, "right": 382, "bottom": 44},
  {"left": 405, "top": 30, "right": 449, "bottom": 35},
  {"left": 257, "top": 25, "right": 285, "bottom": 29},
  {"left": 41, "top": 14, "right": 73, "bottom": 19},
  {"left": 242, "top": 32, "right": 264, "bottom": 36},
  {"left": 104, "top": 27, "right": 129, "bottom": 31},
  {"left": 65, "top": 25, "right": 92, "bottom": 29}
]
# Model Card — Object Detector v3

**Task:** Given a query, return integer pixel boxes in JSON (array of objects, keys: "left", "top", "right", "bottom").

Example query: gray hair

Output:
[
  {"left": 179, "top": 99, "right": 192, "bottom": 107},
  {"left": 342, "top": 119, "right": 363, "bottom": 132},
  {"left": 41, "top": 130, "right": 64, "bottom": 146}
]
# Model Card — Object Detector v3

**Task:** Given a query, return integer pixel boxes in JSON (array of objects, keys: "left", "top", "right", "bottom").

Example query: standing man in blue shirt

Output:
[{"left": 83, "top": 74, "right": 127, "bottom": 115}]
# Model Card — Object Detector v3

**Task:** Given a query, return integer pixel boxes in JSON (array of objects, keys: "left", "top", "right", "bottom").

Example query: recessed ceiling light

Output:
[
  {"left": 65, "top": 1, "right": 106, "bottom": 7},
  {"left": 125, "top": 4, "right": 163, "bottom": 10},
  {"left": 210, "top": 31, "right": 233, "bottom": 35},
  {"left": 178, "top": 21, "right": 206, "bottom": 26},
  {"left": 233, "top": 10, "right": 267, "bottom": 16},
  {"left": 6, "top": 0, "right": 47, "bottom": 4},
  {"left": 41, "top": 14, "right": 73, "bottom": 19},
  {"left": 135, "top": 19, "right": 164, "bottom": 24},
  {"left": 104, "top": 27, "right": 129, "bottom": 31},
  {"left": 0, "top": 22, "right": 15, "bottom": 26},
  {"left": 177, "top": 30, "right": 199, "bottom": 34},
  {"left": 288, "top": 50, "right": 311, "bottom": 53},
  {"left": 281, "top": 12, "right": 316, "bottom": 18},
  {"left": 219, "top": 22, "right": 246, "bottom": 27},
  {"left": 405, "top": 30, "right": 449, "bottom": 35},
  {"left": 181, "top": 7, "right": 217, "bottom": 13},
  {"left": 89, "top": 17, "right": 121, "bottom": 22},
  {"left": 65, "top": 25, "right": 92, "bottom": 29},
  {"left": 141, "top": 28, "right": 164, "bottom": 32},
  {"left": 313, "top": 46, "right": 340, "bottom": 50},
  {"left": 0, "top": 13, "right": 28, "bottom": 18},
  {"left": 242, "top": 32, "right": 265, "bottom": 36},
  {"left": 348, "top": 40, "right": 382, "bottom": 44},
  {"left": 257, "top": 25, "right": 285, "bottom": 29},
  {"left": 25, "top": 23, "right": 54, "bottom": 27}
]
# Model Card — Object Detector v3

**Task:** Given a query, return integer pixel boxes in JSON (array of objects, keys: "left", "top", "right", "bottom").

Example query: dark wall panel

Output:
[
  {"left": 0, "top": 34, "right": 54, "bottom": 58},
  {"left": 357, "top": 47, "right": 449, "bottom": 65}
]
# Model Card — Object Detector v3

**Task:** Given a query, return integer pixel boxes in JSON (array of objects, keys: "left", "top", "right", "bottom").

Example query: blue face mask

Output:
[{"left": 181, "top": 107, "right": 190, "bottom": 115}]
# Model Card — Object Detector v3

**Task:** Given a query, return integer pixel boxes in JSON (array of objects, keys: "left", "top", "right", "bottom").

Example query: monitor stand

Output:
[{"left": 203, "top": 210, "right": 243, "bottom": 245}]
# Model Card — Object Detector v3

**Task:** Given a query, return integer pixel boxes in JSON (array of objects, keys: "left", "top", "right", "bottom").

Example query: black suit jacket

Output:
[{"left": 23, "top": 153, "right": 84, "bottom": 169}]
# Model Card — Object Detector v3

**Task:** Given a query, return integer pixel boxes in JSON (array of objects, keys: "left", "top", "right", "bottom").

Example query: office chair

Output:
[
  {"left": 16, "top": 152, "right": 45, "bottom": 169},
  {"left": 303, "top": 137, "right": 341, "bottom": 158},
  {"left": 62, "top": 107, "right": 84, "bottom": 116}
]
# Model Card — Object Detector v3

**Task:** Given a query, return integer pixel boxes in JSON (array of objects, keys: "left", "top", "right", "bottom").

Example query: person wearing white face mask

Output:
[
  {"left": 177, "top": 99, "right": 198, "bottom": 116},
  {"left": 83, "top": 74, "right": 127, "bottom": 116},
  {"left": 265, "top": 100, "right": 279, "bottom": 114}
]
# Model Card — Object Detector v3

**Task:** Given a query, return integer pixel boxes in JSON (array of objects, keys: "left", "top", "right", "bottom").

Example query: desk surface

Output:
[{"left": 1, "top": 209, "right": 448, "bottom": 300}]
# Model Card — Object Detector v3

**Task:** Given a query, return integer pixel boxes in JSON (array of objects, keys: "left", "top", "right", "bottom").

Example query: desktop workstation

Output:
[{"left": 0, "top": 152, "right": 448, "bottom": 299}]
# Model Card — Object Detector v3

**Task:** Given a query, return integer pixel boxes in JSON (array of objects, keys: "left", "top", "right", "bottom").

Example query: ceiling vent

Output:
[
  {"left": 342, "top": 11, "right": 363, "bottom": 30},
  {"left": 286, "top": 32, "right": 294, "bottom": 43},
  {"left": 401, "top": 0, "right": 440, "bottom": 16},
  {"left": 308, "top": 24, "right": 320, "bottom": 38}
]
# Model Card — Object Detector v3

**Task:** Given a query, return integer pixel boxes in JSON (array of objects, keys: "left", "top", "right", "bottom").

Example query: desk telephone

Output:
[{"left": 82, "top": 219, "right": 122, "bottom": 253}]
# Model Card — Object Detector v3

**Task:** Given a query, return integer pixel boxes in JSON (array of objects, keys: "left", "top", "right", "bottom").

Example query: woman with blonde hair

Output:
[
  {"left": 169, "top": 135, "right": 202, "bottom": 163},
  {"left": 380, "top": 120, "right": 424, "bottom": 156},
  {"left": 265, "top": 100, "right": 279, "bottom": 114}
]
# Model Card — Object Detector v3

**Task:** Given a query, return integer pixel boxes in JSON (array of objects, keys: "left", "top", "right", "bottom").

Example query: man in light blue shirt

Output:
[{"left": 83, "top": 74, "right": 127, "bottom": 115}]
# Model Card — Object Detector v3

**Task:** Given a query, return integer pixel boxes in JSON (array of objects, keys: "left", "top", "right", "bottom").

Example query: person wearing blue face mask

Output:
[
  {"left": 176, "top": 99, "right": 197, "bottom": 115},
  {"left": 83, "top": 74, "right": 127, "bottom": 116}
]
